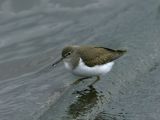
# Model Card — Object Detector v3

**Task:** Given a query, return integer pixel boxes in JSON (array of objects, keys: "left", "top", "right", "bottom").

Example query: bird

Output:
[{"left": 52, "top": 45, "right": 126, "bottom": 83}]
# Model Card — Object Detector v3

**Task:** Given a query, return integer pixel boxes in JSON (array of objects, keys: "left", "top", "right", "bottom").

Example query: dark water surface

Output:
[{"left": 0, "top": 0, "right": 160, "bottom": 120}]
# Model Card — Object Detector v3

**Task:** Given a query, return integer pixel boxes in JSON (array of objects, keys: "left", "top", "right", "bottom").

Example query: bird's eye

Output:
[
  {"left": 65, "top": 52, "right": 71, "bottom": 57},
  {"left": 67, "top": 52, "right": 71, "bottom": 55}
]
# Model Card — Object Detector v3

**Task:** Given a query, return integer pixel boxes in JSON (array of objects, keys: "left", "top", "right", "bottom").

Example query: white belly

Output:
[{"left": 64, "top": 58, "right": 114, "bottom": 77}]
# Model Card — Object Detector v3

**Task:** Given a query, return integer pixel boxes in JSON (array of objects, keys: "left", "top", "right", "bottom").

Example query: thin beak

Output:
[{"left": 52, "top": 57, "right": 64, "bottom": 67}]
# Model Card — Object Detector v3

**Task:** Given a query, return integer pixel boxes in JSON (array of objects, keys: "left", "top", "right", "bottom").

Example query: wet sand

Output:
[{"left": 0, "top": 0, "right": 160, "bottom": 120}]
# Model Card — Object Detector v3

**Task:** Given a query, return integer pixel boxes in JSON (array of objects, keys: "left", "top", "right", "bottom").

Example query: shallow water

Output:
[{"left": 0, "top": 0, "right": 160, "bottom": 120}]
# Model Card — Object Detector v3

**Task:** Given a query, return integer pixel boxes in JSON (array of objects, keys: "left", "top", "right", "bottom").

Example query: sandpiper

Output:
[{"left": 52, "top": 45, "right": 126, "bottom": 80}]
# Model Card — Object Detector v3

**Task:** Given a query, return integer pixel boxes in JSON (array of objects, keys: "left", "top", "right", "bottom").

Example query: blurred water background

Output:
[{"left": 0, "top": 0, "right": 160, "bottom": 120}]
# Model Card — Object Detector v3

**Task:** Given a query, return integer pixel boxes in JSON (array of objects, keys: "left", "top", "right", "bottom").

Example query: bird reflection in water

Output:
[
  {"left": 66, "top": 85, "right": 102, "bottom": 119},
  {"left": 66, "top": 85, "right": 127, "bottom": 120},
  {"left": 65, "top": 85, "right": 103, "bottom": 119}
]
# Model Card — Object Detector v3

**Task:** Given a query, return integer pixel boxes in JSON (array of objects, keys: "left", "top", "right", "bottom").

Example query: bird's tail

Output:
[
  {"left": 113, "top": 49, "right": 127, "bottom": 60},
  {"left": 116, "top": 49, "right": 127, "bottom": 55},
  {"left": 106, "top": 49, "right": 127, "bottom": 62}
]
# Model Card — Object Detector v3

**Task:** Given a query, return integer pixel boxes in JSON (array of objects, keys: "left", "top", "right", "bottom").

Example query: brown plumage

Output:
[{"left": 77, "top": 46, "right": 126, "bottom": 67}]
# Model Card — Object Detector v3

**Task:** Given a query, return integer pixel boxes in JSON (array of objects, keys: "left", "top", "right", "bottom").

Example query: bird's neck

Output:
[{"left": 63, "top": 55, "right": 80, "bottom": 70}]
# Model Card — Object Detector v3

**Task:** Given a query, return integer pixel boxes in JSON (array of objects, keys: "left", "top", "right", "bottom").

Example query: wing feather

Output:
[{"left": 78, "top": 46, "right": 126, "bottom": 67}]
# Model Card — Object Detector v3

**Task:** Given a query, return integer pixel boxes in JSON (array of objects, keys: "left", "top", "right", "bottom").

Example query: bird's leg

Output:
[
  {"left": 96, "top": 76, "right": 100, "bottom": 80},
  {"left": 72, "top": 76, "right": 92, "bottom": 85},
  {"left": 88, "top": 76, "right": 100, "bottom": 87}
]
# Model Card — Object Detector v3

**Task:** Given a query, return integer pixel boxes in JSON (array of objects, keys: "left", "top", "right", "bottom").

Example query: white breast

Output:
[
  {"left": 72, "top": 58, "right": 114, "bottom": 77},
  {"left": 64, "top": 61, "right": 72, "bottom": 71}
]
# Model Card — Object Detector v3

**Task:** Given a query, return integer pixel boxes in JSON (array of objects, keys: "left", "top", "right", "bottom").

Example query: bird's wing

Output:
[{"left": 78, "top": 46, "right": 126, "bottom": 67}]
